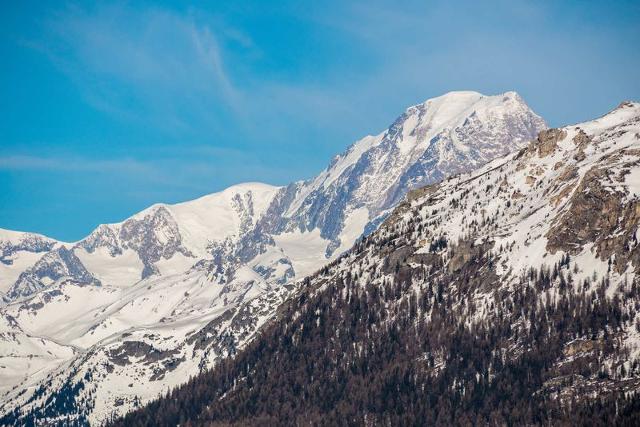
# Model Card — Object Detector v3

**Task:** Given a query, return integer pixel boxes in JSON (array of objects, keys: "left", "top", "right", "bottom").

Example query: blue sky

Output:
[{"left": 1, "top": 0, "right": 639, "bottom": 241}]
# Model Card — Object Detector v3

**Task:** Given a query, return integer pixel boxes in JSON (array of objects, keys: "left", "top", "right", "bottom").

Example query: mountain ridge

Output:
[{"left": 0, "top": 90, "right": 547, "bottom": 425}]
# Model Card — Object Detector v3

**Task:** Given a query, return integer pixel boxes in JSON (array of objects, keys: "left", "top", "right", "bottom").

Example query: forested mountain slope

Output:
[{"left": 111, "top": 101, "right": 640, "bottom": 426}]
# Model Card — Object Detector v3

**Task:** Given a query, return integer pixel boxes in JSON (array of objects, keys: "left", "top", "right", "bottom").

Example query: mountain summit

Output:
[{"left": 270, "top": 90, "right": 545, "bottom": 255}]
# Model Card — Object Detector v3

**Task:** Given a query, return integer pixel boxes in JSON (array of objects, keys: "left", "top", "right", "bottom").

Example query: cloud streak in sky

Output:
[
  {"left": 30, "top": 3, "right": 373, "bottom": 145},
  {"left": 35, "top": 4, "right": 246, "bottom": 137},
  {"left": 0, "top": 155, "right": 153, "bottom": 174}
]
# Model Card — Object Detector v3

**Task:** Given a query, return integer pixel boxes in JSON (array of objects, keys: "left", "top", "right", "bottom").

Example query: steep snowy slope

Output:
[
  {"left": 111, "top": 101, "right": 640, "bottom": 426},
  {"left": 0, "top": 91, "right": 546, "bottom": 425},
  {"left": 261, "top": 91, "right": 545, "bottom": 257},
  {"left": 0, "top": 312, "right": 76, "bottom": 398}
]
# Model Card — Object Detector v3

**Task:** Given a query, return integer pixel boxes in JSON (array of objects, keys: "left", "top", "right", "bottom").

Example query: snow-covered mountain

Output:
[
  {"left": 262, "top": 90, "right": 544, "bottom": 256},
  {"left": 0, "top": 91, "right": 546, "bottom": 424},
  {"left": 113, "top": 100, "right": 640, "bottom": 426},
  {"left": 3, "top": 182, "right": 281, "bottom": 299}
]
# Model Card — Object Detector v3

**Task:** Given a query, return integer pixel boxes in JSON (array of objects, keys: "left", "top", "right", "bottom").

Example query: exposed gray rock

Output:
[
  {"left": 0, "top": 234, "right": 56, "bottom": 266},
  {"left": 6, "top": 247, "right": 100, "bottom": 300},
  {"left": 119, "top": 207, "right": 195, "bottom": 279}
]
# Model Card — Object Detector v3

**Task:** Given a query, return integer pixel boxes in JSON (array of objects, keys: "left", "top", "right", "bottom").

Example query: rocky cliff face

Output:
[
  {"left": 0, "top": 232, "right": 56, "bottom": 266},
  {"left": 0, "top": 91, "right": 546, "bottom": 425},
  {"left": 7, "top": 247, "right": 100, "bottom": 300}
]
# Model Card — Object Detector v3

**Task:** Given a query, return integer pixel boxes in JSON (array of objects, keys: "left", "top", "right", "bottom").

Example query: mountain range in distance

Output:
[{"left": 3, "top": 91, "right": 640, "bottom": 425}]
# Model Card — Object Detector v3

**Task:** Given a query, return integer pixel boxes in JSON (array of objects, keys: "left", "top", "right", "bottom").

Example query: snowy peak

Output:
[
  {"left": 389, "top": 90, "right": 543, "bottom": 156},
  {"left": 82, "top": 182, "right": 279, "bottom": 254},
  {"left": 0, "top": 229, "right": 58, "bottom": 265},
  {"left": 74, "top": 182, "right": 281, "bottom": 282},
  {"left": 6, "top": 246, "right": 100, "bottom": 300},
  {"left": 0, "top": 228, "right": 57, "bottom": 244},
  {"left": 274, "top": 91, "right": 546, "bottom": 254},
  {"left": 400, "top": 90, "right": 487, "bottom": 136},
  {"left": 167, "top": 182, "right": 280, "bottom": 250},
  {"left": 0, "top": 230, "right": 60, "bottom": 297},
  {"left": 578, "top": 100, "right": 640, "bottom": 134}
]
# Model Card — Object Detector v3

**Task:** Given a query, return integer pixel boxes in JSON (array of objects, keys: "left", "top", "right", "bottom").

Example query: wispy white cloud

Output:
[
  {"left": 28, "top": 2, "right": 372, "bottom": 145},
  {"left": 0, "top": 155, "right": 155, "bottom": 174},
  {"left": 0, "top": 151, "right": 298, "bottom": 195},
  {"left": 32, "top": 3, "right": 246, "bottom": 136}
]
